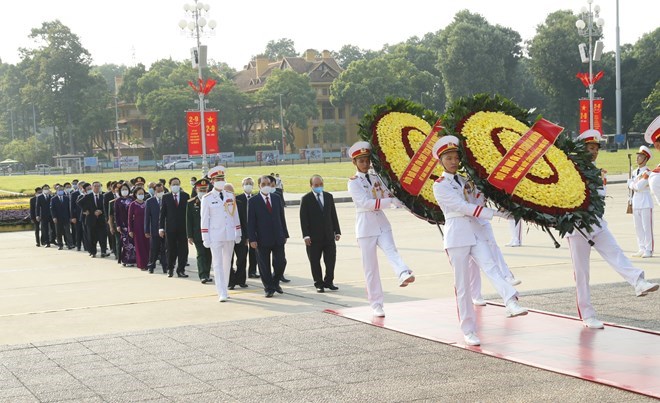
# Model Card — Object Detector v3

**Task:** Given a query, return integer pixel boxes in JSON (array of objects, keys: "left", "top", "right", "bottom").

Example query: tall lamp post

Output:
[
  {"left": 576, "top": 0, "right": 604, "bottom": 131},
  {"left": 179, "top": 1, "right": 216, "bottom": 176}
]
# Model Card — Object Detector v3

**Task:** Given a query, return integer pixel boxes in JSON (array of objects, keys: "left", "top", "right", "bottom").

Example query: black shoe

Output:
[
  {"left": 45, "top": 244, "right": 51, "bottom": 248},
  {"left": 177, "top": 273, "right": 189, "bottom": 278},
  {"left": 239, "top": 284, "right": 248, "bottom": 288},
  {"left": 36, "top": 244, "right": 40, "bottom": 247},
  {"left": 275, "top": 286, "right": 283, "bottom": 294},
  {"left": 229, "top": 285, "right": 235, "bottom": 290},
  {"left": 76, "top": 247, "right": 81, "bottom": 251},
  {"left": 325, "top": 284, "right": 339, "bottom": 291},
  {"left": 207, "top": 278, "right": 213, "bottom": 283},
  {"left": 280, "top": 276, "right": 291, "bottom": 283},
  {"left": 201, "top": 278, "right": 209, "bottom": 284},
  {"left": 185, "top": 263, "right": 190, "bottom": 266},
  {"left": 168, "top": 269, "right": 173, "bottom": 277},
  {"left": 101, "top": 253, "right": 110, "bottom": 258},
  {"left": 248, "top": 273, "right": 260, "bottom": 278},
  {"left": 265, "top": 290, "right": 274, "bottom": 298},
  {"left": 91, "top": 254, "right": 97, "bottom": 258},
  {"left": 58, "top": 246, "right": 63, "bottom": 250},
  {"left": 67, "top": 246, "right": 75, "bottom": 250},
  {"left": 316, "top": 287, "right": 325, "bottom": 293},
  {"left": 149, "top": 269, "right": 154, "bottom": 274}
]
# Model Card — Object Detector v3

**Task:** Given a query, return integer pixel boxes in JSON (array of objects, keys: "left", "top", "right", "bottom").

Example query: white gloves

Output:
[
  {"left": 203, "top": 240, "right": 210, "bottom": 248},
  {"left": 235, "top": 236, "right": 242, "bottom": 244}
]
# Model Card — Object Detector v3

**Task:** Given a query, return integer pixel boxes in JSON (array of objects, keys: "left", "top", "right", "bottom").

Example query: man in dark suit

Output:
[
  {"left": 145, "top": 183, "right": 167, "bottom": 273},
  {"left": 29, "top": 187, "right": 42, "bottom": 247},
  {"left": 248, "top": 175, "right": 289, "bottom": 298},
  {"left": 233, "top": 177, "right": 258, "bottom": 284},
  {"left": 70, "top": 182, "right": 87, "bottom": 252},
  {"left": 300, "top": 175, "right": 342, "bottom": 292},
  {"left": 159, "top": 177, "right": 189, "bottom": 277},
  {"left": 50, "top": 184, "right": 74, "bottom": 250},
  {"left": 35, "top": 184, "right": 55, "bottom": 247},
  {"left": 78, "top": 181, "right": 109, "bottom": 258}
]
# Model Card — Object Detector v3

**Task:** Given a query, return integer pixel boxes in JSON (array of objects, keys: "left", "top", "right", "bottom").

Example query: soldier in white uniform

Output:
[
  {"left": 643, "top": 116, "right": 660, "bottom": 205},
  {"left": 201, "top": 166, "right": 242, "bottom": 302},
  {"left": 628, "top": 146, "right": 654, "bottom": 258},
  {"left": 347, "top": 141, "right": 415, "bottom": 317},
  {"left": 566, "top": 130, "right": 658, "bottom": 329},
  {"left": 431, "top": 136, "right": 528, "bottom": 346},
  {"left": 506, "top": 219, "right": 522, "bottom": 247}
]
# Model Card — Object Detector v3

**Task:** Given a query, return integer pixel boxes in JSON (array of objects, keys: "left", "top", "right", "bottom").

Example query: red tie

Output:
[
  {"left": 265, "top": 196, "right": 272, "bottom": 213},
  {"left": 174, "top": 194, "right": 178, "bottom": 206}
]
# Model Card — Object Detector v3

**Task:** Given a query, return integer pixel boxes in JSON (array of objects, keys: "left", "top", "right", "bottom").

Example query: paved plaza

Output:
[{"left": 0, "top": 181, "right": 659, "bottom": 402}]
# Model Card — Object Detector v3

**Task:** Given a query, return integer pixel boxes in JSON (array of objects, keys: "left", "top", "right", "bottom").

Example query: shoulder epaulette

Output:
[
  {"left": 349, "top": 175, "right": 357, "bottom": 180},
  {"left": 435, "top": 177, "right": 445, "bottom": 183}
]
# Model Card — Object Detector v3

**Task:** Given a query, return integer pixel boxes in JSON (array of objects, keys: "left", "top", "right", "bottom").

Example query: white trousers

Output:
[
  {"left": 357, "top": 231, "right": 410, "bottom": 309},
  {"left": 633, "top": 208, "right": 653, "bottom": 253},
  {"left": 210, "top": 241, "right": 235, "bottom": 299},
  {"left": 447, "top": 241, "right": 518, "bottom": 335},
  {"left": 509, "top": 219, "right": 522, "bottom": 245},
  {"left": 469, "top": 226, "right": 515, "bottom": 299},
  {"left": 567, "top": 228, "right": 644, "bottom": 320}
]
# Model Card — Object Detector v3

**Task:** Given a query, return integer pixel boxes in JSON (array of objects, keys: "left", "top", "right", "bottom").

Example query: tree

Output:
[
  {"left": 330, "top": 55, "right": 437, "bottom": 118},
  {"left": 632, "top": 81, "right": 660, "bottom": 132},
  {"left": 19, "top": 20, "right": 97, "bottom": 155},
  {"left": 138, "top": 86, "right": 191, "bottom": 155},
  {"left": 527, "top": 10, "right": 585, "bottom": 128},
  {"left": 622, "top": 28, "right": 660, "bottom": 132},
  {"left": 2, "top": 136, "right": 51, "bottom": 168},
  {"left": 437, "top": 10, "right": 522, "bottom": 102},
  {"left": 332, "top": 45, "right": 367, "bottom": 68},
  {"left": 92, "top": 63, "right": 127, "bottom": 93},
  {"left": 117, "top": 63, "right": 146, "bottom": 103},
  {"left": 262, "top": 38, "right": 297, "bottom": 59},
  {"left": 257, "top": 69, "right": 318, "bottom": 150}
]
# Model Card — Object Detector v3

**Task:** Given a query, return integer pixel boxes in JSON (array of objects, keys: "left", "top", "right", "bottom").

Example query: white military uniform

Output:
[
  {"left": 644, "top": 116, "right": 660, "bottom": 204},
  {"left": 201, "top": 188, "right": 242, "bottom": 300},
  {"left": 628, "top": 163, "right": 654, "bottom": 255},
  {"left": 347, "top": 171, "right": 411, "bottom": 309},
  {"left": 648, "top": 167, "right": 660, "bottom": 205},
  {"left": 566, "top": 132, "right": 646, "bottom": 321},
  {"left": 433, "top": 172, "right": 519, "bottom": 335},
  {"left": 507, "top": 219, "right": 522, "bottom": 247}
]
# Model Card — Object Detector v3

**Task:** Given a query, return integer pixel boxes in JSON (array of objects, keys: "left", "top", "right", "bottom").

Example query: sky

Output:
[{"left": 0, "top": 0, "right": 657, "bottom": 71}]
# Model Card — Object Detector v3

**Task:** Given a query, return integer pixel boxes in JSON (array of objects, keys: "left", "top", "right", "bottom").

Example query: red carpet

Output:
[{"left": 325, "top": 298, "right": 660, "bottom": 398}]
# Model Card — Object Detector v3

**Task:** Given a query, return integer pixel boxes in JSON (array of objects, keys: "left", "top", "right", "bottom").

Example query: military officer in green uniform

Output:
[{"left": 187, "top": 178, "right": 213, "bottom": 283}]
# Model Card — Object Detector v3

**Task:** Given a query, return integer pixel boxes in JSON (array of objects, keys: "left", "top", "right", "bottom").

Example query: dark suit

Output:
[
  {"left": 50, "top": 194, "right": 73, "bottom": 248},
  {"left": 145, "top": 196, "right": 167, "bottom": 272},
  {"left": 103, "top": 191, "right": 116, "bottom": 255},
  {"left": 248, "top": 193, "right": 289, "bottom": 292},
  {"left": 78, "top": 192, "right": 108, "bottom": 256},
  {"left": 159, "top": 191, "right": 189, "bottom": 274},
  {"left": 230, "top": 192, "right": 256, "bottom": 286},
  {"left": 36, "top": 194, "right": 55, "bottom": 246},
  {"left": 71, "top": 191, "right": 87, "bottom": 252},
  {"left": 29, "top": 195, "right": 40, "bottom": 246},
  {"left": 300, "top": 191, "right": 341, "bottom": 288}
]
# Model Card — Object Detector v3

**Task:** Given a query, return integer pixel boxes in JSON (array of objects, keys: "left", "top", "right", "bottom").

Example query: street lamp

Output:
[
  {"left": 179, "top": 1, "right": 216, "bottom": 176},
  {"left": 576, "top": 0, "right": 605, "bottom": 131}
]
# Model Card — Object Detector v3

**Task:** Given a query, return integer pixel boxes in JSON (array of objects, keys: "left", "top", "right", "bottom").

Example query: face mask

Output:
[
  {"left": 99, "top": 186, "right": 103, "bottom": 192},
  {"left": 137, "top": 194, "right": 145, "bottom": 201},
  {"left": 57, "top": 190, "right": 64, "bottom": 196},
  {"left": 196, "top": 191, "right": 206, "bottom": 198},
  {"left": 269, "top": 186, "right": 276, "bottom": 194},
  {"left": 65, "top": 187, "right": 71, "bottom": 193},
  {"left": 72, "top": 183, "right": 78, "bottom": 188},
  {"left": 190, "top": 181, "right": 196, "bottom": 186},
  {"left": 243, "top": 184, "right": 253, "bottom": 193},
  {"left": 148, "top": 188, "right": 155, "bottom": 196},
  {"left": 312, "top": 186, "right": 323, "bottom": 194},
  {"left": 81, "top": 190, "right": 87, "bottom": 195},
  {"left": 121, "top": 190, "right": 129, "bottom": 197},
  {"left": 43, "top": 189, "right": 50, "bottom": 195},
  {"left": 260, "top": 186, "right": 272, "bottom": 195},
  {"left": 156, "top": 192, "right": 164, "bottom": 199},
  {"left": 213, "top": 181, "right": 226, "bottom": 190},
  {"left": 171, "top": 185, "right": 180, "bottom": 193}
]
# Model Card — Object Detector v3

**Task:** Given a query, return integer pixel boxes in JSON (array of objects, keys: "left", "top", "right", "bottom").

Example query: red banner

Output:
[
  {"left": 578, "top": 98, "right": 603, "bottom": 134},
  {"left": 487, "top": 119, "right": 564, "bottom": 195},
  {"left": 400, "top": 120, "right": 443, "bottom": 195},
  {"left": 187, "top": 110, "right": 219, "bottom": 156}
]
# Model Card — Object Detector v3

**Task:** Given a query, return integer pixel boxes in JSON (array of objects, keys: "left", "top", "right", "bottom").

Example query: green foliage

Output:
[
  {"left": 262, "top": 38, "right": 297, "bottom": 60},
  {"left": 441, "top": 93, "right": 605, "bottom": 237},
  {"left": 632, "top": 81, "right": 660, "bottom": 131},
  {"left": 358, "top": 97, "right": 444, "bottom": 224},
  {"left": 258, "top": 69, "right": 318, "bottom": 150}
]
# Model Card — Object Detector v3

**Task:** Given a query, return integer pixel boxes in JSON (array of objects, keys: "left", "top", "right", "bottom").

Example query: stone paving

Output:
[{"left": 1, "top": 280, "right": 658, "bottom": 403}]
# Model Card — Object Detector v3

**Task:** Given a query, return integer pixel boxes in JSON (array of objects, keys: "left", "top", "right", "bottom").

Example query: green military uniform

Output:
[{"left": 187, "top": 179, "right": 213, "bottom": 282}]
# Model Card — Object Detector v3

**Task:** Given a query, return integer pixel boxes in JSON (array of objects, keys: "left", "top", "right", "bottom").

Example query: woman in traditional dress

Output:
[
  {"left": 128, "top": 187, "right": 150, "bottom": 270},
  {"left": 114, "top": 183, "right": 136, "bottom": 266}
]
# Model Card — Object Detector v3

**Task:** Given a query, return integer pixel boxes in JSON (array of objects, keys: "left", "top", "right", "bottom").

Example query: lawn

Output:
[
  {"left": 0, "top": 148, "right": 648, "bottom": 197},
  {"left": 0, "top": 161, "right": 358, "bottom": 195}
]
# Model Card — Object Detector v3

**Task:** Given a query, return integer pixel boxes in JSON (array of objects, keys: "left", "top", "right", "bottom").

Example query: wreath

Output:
[
  {"left": 358, "top": 98, "right": 444, "bottom": 223},
  {"left": 441, "top": 93, "right": 605, "bottom": 236}
]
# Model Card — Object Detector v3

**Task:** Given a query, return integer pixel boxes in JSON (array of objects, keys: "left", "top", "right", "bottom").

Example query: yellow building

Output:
[{"left": 232, "top": 49, "right": 359, "bottom": 151}]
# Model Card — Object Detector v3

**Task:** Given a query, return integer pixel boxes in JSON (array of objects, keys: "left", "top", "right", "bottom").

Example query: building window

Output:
[
  {"left": 321, "top": 102, "right": 335, "bottom": 120},
  {"left": 321, "top": 88, "right": 329, "bottom": 96}
]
